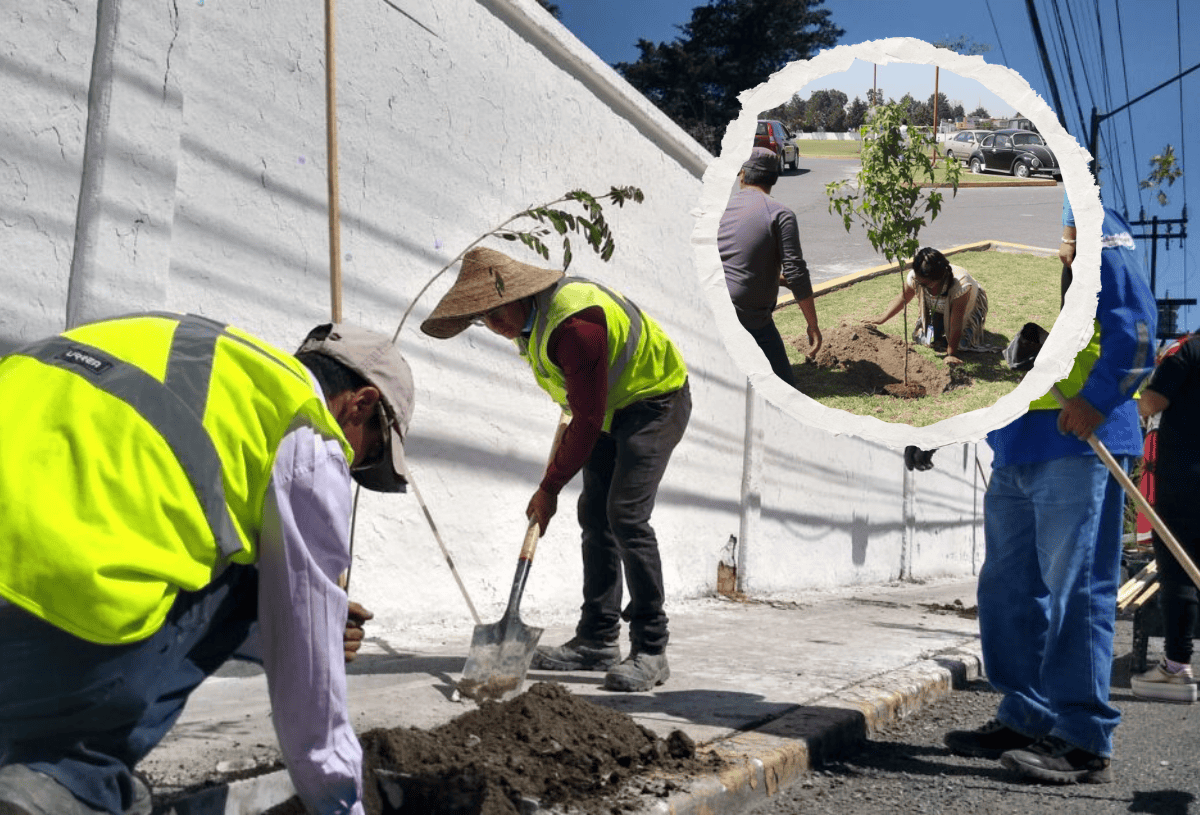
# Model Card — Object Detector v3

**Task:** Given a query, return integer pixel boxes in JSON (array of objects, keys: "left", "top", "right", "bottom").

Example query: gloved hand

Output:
[{"left": 904, "top": 446, "right": 936, "bottom": 472}]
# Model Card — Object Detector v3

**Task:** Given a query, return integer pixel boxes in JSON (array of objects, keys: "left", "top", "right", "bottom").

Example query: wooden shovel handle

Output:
[
  {"left": 1051, "top": 385, "right": 1200, "bottom": 592},
  {"left": 520, "top": 412, "right": 571, "bottom": 562}
]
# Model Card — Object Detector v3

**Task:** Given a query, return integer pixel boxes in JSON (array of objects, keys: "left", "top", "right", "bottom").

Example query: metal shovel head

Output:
[{"left": 457, "top": 613, "right": 544, "bottom": 703}]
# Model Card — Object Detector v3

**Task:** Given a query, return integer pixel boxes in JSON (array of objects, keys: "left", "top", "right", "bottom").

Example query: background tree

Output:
[
  {"left": 535, "top": 0, "right": 561, "bottom": 19},
  {"left": 932, "top": 35, "right": 992, "bottom": 56},
  {"left": 827, "top": 103, "right": 962, "bottom": 385},
  {"left": 846, "top": 96, "right": 870, "bottom": 131},
  {"left": 969, "top": 105, "right": 990, "bottom": 119},
  {"left": 615, "top": 0, "right": 843, "bottom": 153},
  {"left": 1140, "top": 144, "right": 1184, "bottom": 206},
  {"left": 926, "top": 92, "right": 957, "bottom": 124},
  {"left": 866, "top": 88, "right": 885, "bottom": 106},
  {"left": 761, "top": 93, "right": 806, "bottom": 132},
  {"left": 804, "top": 88, "right": 848, "bottom": 132},
  {"left": 896, "top": 92, "right": 921, "bottom": 125}
]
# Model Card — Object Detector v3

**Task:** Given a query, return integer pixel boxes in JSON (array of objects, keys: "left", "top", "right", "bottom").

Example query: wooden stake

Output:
[{"left": 325, "top": 0, "right": 342, "bottom": 323}]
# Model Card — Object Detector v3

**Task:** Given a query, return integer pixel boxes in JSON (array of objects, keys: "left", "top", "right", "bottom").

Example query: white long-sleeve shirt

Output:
[{"left": 256, "top": 396, "right": 364, "bottom": 815}]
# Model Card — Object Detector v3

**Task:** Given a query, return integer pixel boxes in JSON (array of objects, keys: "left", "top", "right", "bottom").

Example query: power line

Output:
[
  {"left": 983, "top": 0, "right": 1009, "bottom": 68},
  {"left": 1046, "top": 0, "right": 1089, "bottom": 139},
  {"left": 1083, "top": 0, "right": 1128, "bottom": 212},
  {"left": 1114, "top": 0, "right": 1145, "bottom": 216},
  {"left": 1177, "top": 0, "right": 1189, "bottom": 317}
]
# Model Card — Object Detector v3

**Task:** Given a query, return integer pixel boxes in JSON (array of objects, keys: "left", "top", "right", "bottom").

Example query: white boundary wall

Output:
[{"left": 1, "top": 0, "right": 985, "bottom": 635}]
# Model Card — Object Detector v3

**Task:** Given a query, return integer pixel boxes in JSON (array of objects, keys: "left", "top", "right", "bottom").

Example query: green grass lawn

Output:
[
  {"left": 794, "top": 139, "right": 861, "bottom": 157},
  {"left": 774, "top": 250, "right": 1062, "bottom": 426}
]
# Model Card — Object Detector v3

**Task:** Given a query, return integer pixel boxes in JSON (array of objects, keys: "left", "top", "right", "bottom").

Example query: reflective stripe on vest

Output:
[
  {"left": 530, "top": 277, "right": 643, "bottom": 394},
  {"left": 12, "top": 314, "right": 300, "bottom": 563}
]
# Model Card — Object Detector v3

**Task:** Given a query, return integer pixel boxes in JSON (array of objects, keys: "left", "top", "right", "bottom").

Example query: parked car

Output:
[
  {"left": 944, "top": 129, "right": 990, "bottom": 163},
  {"left": 755, "top": 119, "right": 799, "bottom": 172},
  {"left": 967, "top": 129, "right": 1061, "bottom": 179}
]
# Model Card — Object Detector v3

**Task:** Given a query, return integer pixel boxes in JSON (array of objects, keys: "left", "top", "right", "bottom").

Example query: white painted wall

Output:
[{"left": 1, "top": 0, "right": 985, "bottom": 636}]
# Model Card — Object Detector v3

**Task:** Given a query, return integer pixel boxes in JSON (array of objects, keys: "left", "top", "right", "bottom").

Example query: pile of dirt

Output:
[
  {"left": 266, "top": 682, "right": 721, "bottom": 815},
  {"left": 798, "top": 319, "right": 968, "bottom": 398}
]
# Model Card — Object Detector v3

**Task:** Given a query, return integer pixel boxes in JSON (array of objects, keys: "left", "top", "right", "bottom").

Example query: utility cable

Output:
[
  {"left": 983, "top": 0, "right": 1009, "bottom": 68},
  {"left": 1115, "top": 0, "right": 1145, "bottom": 215},
  {"left": 1177, "top": 0, "right": 1189, "bottom": 322}
]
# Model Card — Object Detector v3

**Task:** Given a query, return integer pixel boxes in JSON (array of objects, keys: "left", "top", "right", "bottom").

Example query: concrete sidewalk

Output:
[{"left": 146, "top": 577, "right": 984, "bottom": 814}]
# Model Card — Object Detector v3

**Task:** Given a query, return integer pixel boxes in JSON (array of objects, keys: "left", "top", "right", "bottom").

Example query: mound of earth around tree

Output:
[
  {"left": 264, "top": 682, "right": 722, "bottom": 815},
  {"left": 798, "top": 319, "right": 968, "bottom": 398}
]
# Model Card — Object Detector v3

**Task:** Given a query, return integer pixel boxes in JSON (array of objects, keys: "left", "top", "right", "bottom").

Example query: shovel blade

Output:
[{"left": 457, "top": 616, "right": 544, "bottom": 703}]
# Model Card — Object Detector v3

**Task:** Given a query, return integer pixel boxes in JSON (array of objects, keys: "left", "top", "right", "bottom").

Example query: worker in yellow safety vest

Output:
[
  {"left": 0, "top": 314, "right": 414, "bottom": 815},
  {"left": 422, "top": 247, "right": 690, "bottom": 694}
]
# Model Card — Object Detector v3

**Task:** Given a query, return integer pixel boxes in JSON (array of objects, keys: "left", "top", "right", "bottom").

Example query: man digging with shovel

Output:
[{"left": 422, "top": 247, "right": 690, "bottom": 692}]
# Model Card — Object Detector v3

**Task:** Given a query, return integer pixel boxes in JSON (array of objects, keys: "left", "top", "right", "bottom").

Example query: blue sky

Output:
[{"left": 553, "top": 0, "right": 1199, "bottom": 332}]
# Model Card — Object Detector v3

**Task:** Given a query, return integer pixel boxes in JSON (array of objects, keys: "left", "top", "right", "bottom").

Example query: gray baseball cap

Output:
[
  {"left": 742, "top": 146, "right": 781, "bottom": 174},
  {"left": 297, "top": 323, "right": 414, "bottom": 493}
]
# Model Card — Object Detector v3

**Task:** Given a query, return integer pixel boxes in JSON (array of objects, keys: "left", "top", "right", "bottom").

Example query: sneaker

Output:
[
  {"left": 1131, "top": 658, "right": 1197, "bottom": 703},
  {"left": 944, "top": 718, "right": 1036, "bottom": 759},
  {"left": 1000, "top": 735, "right": 1113, "bottom": 784},
  {"left": 530, "top": 636, "right": 620, "bottom": 671},
  {"left": 603, "top": 651, "right": 669, "bottom": 692},
  {"left": 0, "top": 765, "right": 150, "bottom": 815}
]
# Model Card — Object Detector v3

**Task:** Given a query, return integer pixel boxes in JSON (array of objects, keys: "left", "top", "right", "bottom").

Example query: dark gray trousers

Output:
[{"left": 575, "top": 381, "right": 690, "bottom": 654}]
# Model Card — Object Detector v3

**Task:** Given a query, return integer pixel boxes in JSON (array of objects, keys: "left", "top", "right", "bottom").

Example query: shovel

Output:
[
  {"left": 457, "top": 413, "right": 569, "bottom": 703},
  {"left": 1006, "top": 323, "right": 1200, "bottom": 593}
]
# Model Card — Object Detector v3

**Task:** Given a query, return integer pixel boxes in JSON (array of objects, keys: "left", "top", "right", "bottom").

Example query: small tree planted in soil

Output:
[{"left": 826, "top": 103, "right": 961, "bottom": 395}]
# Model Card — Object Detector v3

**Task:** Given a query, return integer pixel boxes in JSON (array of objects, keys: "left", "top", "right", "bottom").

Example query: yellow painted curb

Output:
[
  {"left": 774, "top": 241, "right": 1059, "bottom": 308},
  {"left": 651, "top": 648, "right": 983, "bottom": 815}
]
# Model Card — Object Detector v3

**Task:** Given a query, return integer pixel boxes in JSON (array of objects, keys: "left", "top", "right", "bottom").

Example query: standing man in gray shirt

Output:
[{"left": 719, "top": 147, "right": 822, "bottom": 386}]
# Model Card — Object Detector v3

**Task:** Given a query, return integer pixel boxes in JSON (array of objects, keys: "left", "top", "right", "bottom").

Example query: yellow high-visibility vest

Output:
[
  {"left": 521, "top": 279, "right": 687, "bottom": 432},
  {"left": 1028, "top": 321, "right": 1101, "bottom": 410},
  {"left": 0, "top": 313, "right": 352, "bottom": 644}
]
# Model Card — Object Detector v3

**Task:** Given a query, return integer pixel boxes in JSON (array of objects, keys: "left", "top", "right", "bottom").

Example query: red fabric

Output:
[
  {"left": 539, "top": 307, "right": 608, "bottom": 495},
  {"left": 1136, "top": 333, "right": 1193, "bottom": 543}
]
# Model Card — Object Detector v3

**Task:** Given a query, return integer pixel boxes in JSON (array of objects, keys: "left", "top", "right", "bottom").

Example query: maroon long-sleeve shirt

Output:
[{"left": 538, "top": 306, "right": 608, "bottom": 496}]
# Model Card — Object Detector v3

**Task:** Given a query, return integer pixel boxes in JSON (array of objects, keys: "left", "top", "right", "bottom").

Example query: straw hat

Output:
[{"left": 420, "top": 247, "right": 564, "bottom": 339}]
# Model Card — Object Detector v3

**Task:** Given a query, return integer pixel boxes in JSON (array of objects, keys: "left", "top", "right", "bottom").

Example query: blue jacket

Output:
[{"left": 988, "top": 207, "right": 1157, "bottom": 467}]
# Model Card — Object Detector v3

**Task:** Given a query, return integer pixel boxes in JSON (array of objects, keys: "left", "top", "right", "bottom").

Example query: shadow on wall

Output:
[
  {"left": 0, "top": 337, "right": 23, "bottom": 356},
  {"left": 852, "top": 512, "right": 869, "bottom": 566}
]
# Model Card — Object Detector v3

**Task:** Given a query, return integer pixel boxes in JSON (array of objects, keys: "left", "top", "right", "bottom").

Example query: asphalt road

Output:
[
  {"left": 743, "top": 619, "right": 1200, "bottom": 815},
  {"left": 767, "top": 158, "right": 1067, "bottom": 285}
]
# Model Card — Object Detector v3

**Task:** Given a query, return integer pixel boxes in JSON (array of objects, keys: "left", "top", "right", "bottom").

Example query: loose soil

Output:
[
  {"left": 795, "top": 319, "right": 970, "bottom": 398},
  {"left": 265, "top": 682, "right": 722, "bottom": 815}
]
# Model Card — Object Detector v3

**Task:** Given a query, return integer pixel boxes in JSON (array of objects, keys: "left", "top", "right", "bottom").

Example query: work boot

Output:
[
  {"left": 1130, "top": 658, "right": 1198, "bottom": 703},
  {"left": 603, "top": 651, "right": 669, "bottom": 692},
  {"left": 1000, "top": 735, "right": 1113, "bottom": 784},
  {"left": 0, "top": 764, "right": 151, "bottom": 815},
  {"left": 943, "top": 718, "right": 1036, "bottom": 759},
  {"left": 530, "top": 636, "right": 620, "bottom": 671}
]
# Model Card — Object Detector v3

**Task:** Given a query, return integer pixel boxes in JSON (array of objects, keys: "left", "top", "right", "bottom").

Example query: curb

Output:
[
  {"left": 645, "top": 645, "right": 984, "bottom": 815},
  {"left": 155, "top": 645, "right": 983, "bottom": 815},
  {"left": 775, "top": 240, "right": 1058, "bottom": 309}
]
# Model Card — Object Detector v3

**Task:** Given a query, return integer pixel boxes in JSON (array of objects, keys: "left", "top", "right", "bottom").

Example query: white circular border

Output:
[{"left": 692, "top": 37, "right": 1103, "bottom": 449}]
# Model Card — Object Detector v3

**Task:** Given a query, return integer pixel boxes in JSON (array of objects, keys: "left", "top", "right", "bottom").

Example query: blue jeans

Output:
[
  {"left": 0, "top": 565, "right": 258, "bottom": 815},
  {"left": 978, "top": 454, "right": 1129, "bottom": 757}
]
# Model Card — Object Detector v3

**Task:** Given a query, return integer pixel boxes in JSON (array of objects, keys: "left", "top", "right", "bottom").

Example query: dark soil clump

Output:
[
  {"left": 798, "top": 319, "right": 969, "bottom": 398},
  {"left": 266, "top": 682, "right": 721, "bottom": 815}
]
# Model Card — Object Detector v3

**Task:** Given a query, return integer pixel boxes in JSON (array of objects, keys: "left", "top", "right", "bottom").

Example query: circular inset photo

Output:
[{"left": 693, "top": 37, "right": 1102, "bottom": 449}]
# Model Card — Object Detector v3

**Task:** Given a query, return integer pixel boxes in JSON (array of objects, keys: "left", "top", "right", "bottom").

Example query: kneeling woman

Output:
[{"left": 868, "top": 247, "right": 990, "bottom": 364}]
